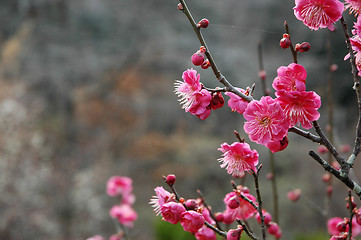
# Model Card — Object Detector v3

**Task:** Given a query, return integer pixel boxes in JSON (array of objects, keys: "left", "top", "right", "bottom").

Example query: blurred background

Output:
[{"left": 0, "top": 0, "right": 360, "bottom": 239}]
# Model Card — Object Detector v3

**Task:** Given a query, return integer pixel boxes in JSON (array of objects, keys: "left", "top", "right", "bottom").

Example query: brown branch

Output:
[
  {"left": 178, "top": 0, "right": 253, "bottom": 102},
  {"left": 340, "top": 16, "right": 361, "bottom": 160},
  {"left": 252, "top": 165, "right": 267, "bottom": 240},
  {"left": 284, "top": 21, "right": 298, "bottom": 64},
  {"left": 308, "top": 151, "right": 361, "bottom": 199},
  {"left": 288, "top": 126, "right": 322, "bottom": 143}
]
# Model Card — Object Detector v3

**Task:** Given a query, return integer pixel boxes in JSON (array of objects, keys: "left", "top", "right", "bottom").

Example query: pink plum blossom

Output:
[
  {"left": 275, "top": 90, "right": 321, "bottom": 129},
  {"left": 109, "top": 204, "right": 137, "bottom": 228},
  {"left": 160, "top": 202, "right": 186, "bottom": 224},
  {"left": 180, "top": 210, "right": 205, "bottom": 233},
  {"left": 243, "top": 96, "right": 290, "bottom": 146},
  {"left": 187, "top": 89, "right": 212, "bottom": 120},
  {"left": 175, "top": 69, "right": 202, "bottom": 105},
  {"left": 218, "top": 142, "right": 259, "bottom": 177},
  {"left": 287, "top": 189, "right": 302, "bottom": 202},
  {"left": 201, "top": 207, "right": 216, "bottom": 225},
  {"left": 345, "top": 0, "right": 361, "bottom": 15},
  {"left": 106, "top": 176, "right": 133, "bottom": 197},
  {"left": 272, "top": 63, "right": 307, "bottom": 92},
  {"left": 225, "top": 88, "right": 249, "bottom": 114},
  {"left": 149, "top": 186, "right": 175, "bottom": 215},
  {"left": 195, "top": 226, "right": 217, "bottom": 240},
  {"left": 293, "top": 0, "right": 344, "bottom": 31}
]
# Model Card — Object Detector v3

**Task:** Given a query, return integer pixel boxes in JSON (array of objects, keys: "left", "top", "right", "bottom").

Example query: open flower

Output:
[
  {"left": 218, "top": 142, "right": 259, "bottom": 177},
  {"left": 275, "top": 90, "right": 321, "bottom": 129},
  {"left": 149, "top": 186, "right": 175, "bottom": 215},
  {"left": 180, "top": 211, "right": 205, "bottom": 234},
  {"left": 272, "top": 63, "right": 307, "bottom": 92},
  {"left": 175, "top": 69, "right": 202, "bottom": 106},
  {"left": 293, "top": 0, "right": 344, "bottom": 31},
  {"left": 225, "top": 88, "right": 249, "bottom": 114},
  {"left": 345, "top": 0, "right": 361, "bottom": 15},
  {"left": 109, "top": 204, "right": 137, "bottom": 228},
  {"left": 106, "top": 176, "right": 133, "bottom": 197},
  {"left": 195, "top": 226, "right": 217, "bottom": 240},
  {"left": 186, "top": 89, "right": 212, "bottom": 120},
  {"left": 160, "top": 202, "right": 186, "bottom": 224},
  {"left": 243, "top": 96, "right": 290, "bottom": 146}
]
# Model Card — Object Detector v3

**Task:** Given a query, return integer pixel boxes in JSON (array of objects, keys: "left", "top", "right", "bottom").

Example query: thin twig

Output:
[
  {"left": 237, "top": 220, "right": 258, "bottom": 240},
  {"left": 308, "top": 151, "right": 361, "bottom": 199},
  {"left": 197, "top": 189, "right": 223, "bottom": 231},
  {"left": 178, "top": 0, "right": 253, "bottom": 102},
  {"left": 340, "top": 16, "right": 361, "bottom": 161},
  {"left": 288, "top": 127, "right": 322, "bottom": 143},
  {"left": 284, "top": 21, "right": 298, "bottom": 64},
  {"left": 348, "top": 190, "right": 354, "bottom": 240},
  {"left": 252, "top": 165, "right": 267, "bottom": 240}
]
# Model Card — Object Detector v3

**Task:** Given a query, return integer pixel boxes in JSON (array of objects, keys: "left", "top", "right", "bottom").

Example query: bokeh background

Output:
[{"left": 0, "top": 0, "right": 360, "bottom": 239}]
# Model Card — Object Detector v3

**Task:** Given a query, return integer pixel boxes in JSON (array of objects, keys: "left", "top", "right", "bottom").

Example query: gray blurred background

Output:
[{"left": 0, "top": 0, "right": 360, "bottom": 239}]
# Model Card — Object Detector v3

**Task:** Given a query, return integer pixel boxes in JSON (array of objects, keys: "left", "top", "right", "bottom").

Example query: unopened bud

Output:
[
  {"left": 266, "top": 173, "right": 274, "bottom": 180},
  {"left": 298, "top": 42, "right": 311, "bottom": 52},
  {"left": 346, "top": 196, "right": 356, "bottom": 209},
  {"left": 166, "top": 174, "right": 176, "bottom": 185},
  {"left": 330, "top": 64, "right": 338, "bottom": 72},
  {"left": 228, "top": 196, "right": 240, "bottom": 209},
  {"left": 210, "top": 92, "right": 224, "bottom": 110},
  {"left": 336, "top": 221, "right": 347, "bottom": 232},
  {"left": 177, "top": 3, "right": 183, "bottom": 10},
  {"left": 322, "top": 173, "right": 331, "bottom": 183},
  {"left": 215, "top": 212, "right": 224, "bottom": 222},
  {"left": 280, "top": 37, "right": 291, "bottom": 49},
  {"left": 197, "top": 18, "right": 209, "bottom": 28},
  {"left": 185, "top": 199, "right": 197, "bottom": 210},
  {"left": 267, "top": 222, "right": 280, "bottom": 235},
  {"left": 191, "top": 51, "right": 205, "bottom": 66},
  {"left": 287, "top": 189, "right": 301, "bottom": 202},
  {"left": 258, "top": 70, "right": 267, "bottom": 80},
  {"left": 201, "top": 59, "right": 211, "bottom": 69}
]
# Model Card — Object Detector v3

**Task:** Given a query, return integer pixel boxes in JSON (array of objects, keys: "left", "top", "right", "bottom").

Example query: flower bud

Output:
[
  {"left": 191, "top": 51, "right": 205, "bottom": 66},
  {"left": 185, "top": 199, "right": 198, "bottom": 210},
  {"left": 177, "top": 3, "right": 183, "bottom": 10},
  {"left": 166, "top": 174, "right": 176, "bottom": 185},
  {"left": 280, "top": 37, "right": 291, "bottom": 49},
  {"left": 215, "top": 212, "right": 224, "bottom": 222},
  {"left": 330, "top": 64, "right": 338, "bottom": 72},
  {"left": 197, "top": 18, "right": 209, "bottom": 28},
  {"left": 317, "top": 145, "right": 328, "bottom": 154},
  {"left": 227, "top": 196, "right": 240, "bottom": 209},
  {"left": 201, "top": 59, "right": 211, "bottom": 69},
  {"left": 336, "top": 221, "right": 347, "bottom": 232},
  {"left": 227, "top": 227, "right": 243, "bottom": 240},
  {"left": 355, "top": 210, "right": 361, "bottom": 225},
  {"left": 298, "top": 42, "right": 311, "bottom": 52},
  {"left": 258, "top": 70, "right": 267, "bottom": 80},
  {"left": 267, "top": 222, "right": 280, "bottom": 235},
  {"left": 287, "top": 189, "right": 301, "bottom": 202},
  {"left": 210, "top": 92, "right": 224, "bottom": 110},
  {"left": 266, "top": 173, "right": 273, "bottom": 180},
  {"left": 322, "top": 173, "right": 331, "bottom": 183},
  {"left": 346, "top": 196, "right": 356, "bottom": 209}
]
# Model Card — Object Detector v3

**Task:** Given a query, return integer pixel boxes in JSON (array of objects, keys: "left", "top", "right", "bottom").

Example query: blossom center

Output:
[{"left": 259, "top": 116, "right": 271, "bottom": 127}]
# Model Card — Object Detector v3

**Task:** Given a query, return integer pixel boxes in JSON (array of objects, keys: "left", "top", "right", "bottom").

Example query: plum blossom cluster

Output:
[
  {"left": 87, "top": 176, "right": 137, "bottom": 240},
  {"left": 150, "top": 175, "right": 281, "bottom": 240},
  {"left": 174, "top": 68, "right": 224, "bottom": 120},
  {"left": 327, "top": 197, "right": 361, "bottom": 239}
]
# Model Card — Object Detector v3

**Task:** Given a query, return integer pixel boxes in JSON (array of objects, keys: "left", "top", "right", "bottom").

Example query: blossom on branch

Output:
[
  {"left": 243, "top": 96, "right": 290, "bottom": 146},
  {"left": 218, "top": 142, "right": 259, "bottom": 177},
  {"left": 275, "top": 90, "right": 321, "bottom": 129},
  {"left": 186, "top": 89, "right": 212, "bottom": 120},
  {"left": 345, "top": 0, "right": 361, "bottom": 15},
  {"left": 106, "top": 176, "right": 133, "bottom": 197},
  {"left": 272, "top": 63, "right": 307, "bottom": 92},
  {"left": 225, "top": 88, "right": 249, "bottom": 114},
  {"left": 109, "top": 204, "right": 138, "bottom": 228},
  {"left": 293, "top": 0, "right": 344, "bottom": 31},
  {"left": 223, "top": 191, "right": 257, "bottom": 221},
  {"left": 195, "top": 226, "right": 217, "bottom": 240},
  {"left": 160, "top": 202, "right": 186, "bottom": 224},
  {"left": 180, "top": 210, "right": 205, "bottom": 233},
  {"left": 150, "top": 186, "right": 175, "bottom": 215}
]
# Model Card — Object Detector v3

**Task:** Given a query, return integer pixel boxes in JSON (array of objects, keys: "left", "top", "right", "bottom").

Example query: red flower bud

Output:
[
  {"left": 201, "top": 59, "right": 211, "bottom": 69},
  {"left": 298, "top": 42, "right": 311, "bottom": 52},
  {"left": 166, "top": 174, "right": 176, "bottom": 185},
  {"left": 191, "top": 51, "right": 205, "bottom": 66},
  {"left": 280, "top": 37, "right": 291, "bottom": 49},
  {"left": 210, "top": 92, "right": 224, "bottom": 110},
  {"left": 177, "top": 3, "right": 183, "bottom": 10},
  {"left": 185, "top": 199, "right": 198, "bottom": 210},
  {"left": 227, "top": 196, "right": 240, "bottom": 209},
  {"left": 197, "top": 18, "right": 209, "bottom": 28}
]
